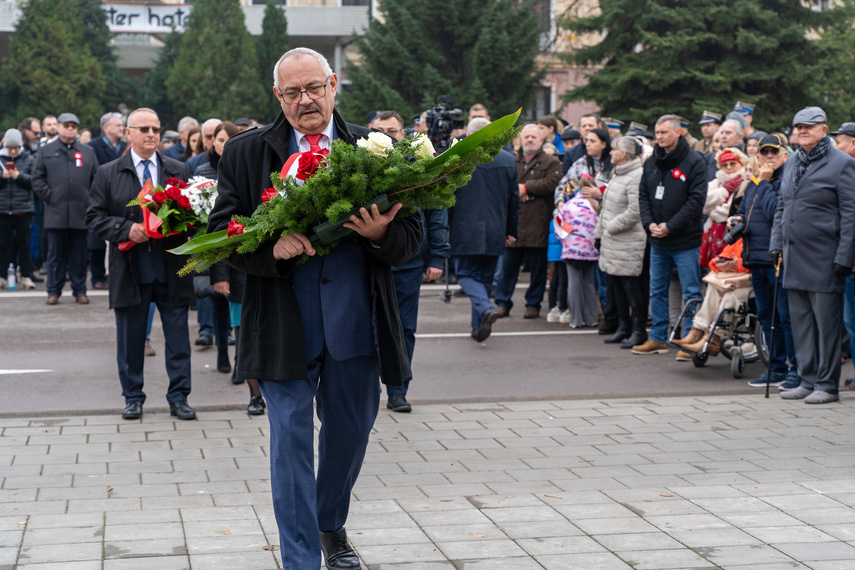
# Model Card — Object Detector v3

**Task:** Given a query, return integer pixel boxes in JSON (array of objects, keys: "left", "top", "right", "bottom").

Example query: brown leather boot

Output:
[
  {"left": 683, "top": 332, "right": 721, "bottom": 356},
  {"left": 672, "top": 327, "right": 705, "bottom": 348}
]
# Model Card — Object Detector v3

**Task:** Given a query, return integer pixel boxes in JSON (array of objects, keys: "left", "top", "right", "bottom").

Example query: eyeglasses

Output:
[
  {"left": 276, "top": 77, "right": 330, "bottom": 105},
  {"left": 759, "top": 147, "right": 781, "bottom": 156},
  {"left": 128, "top": 126, "right": 162, "bottom": 135}
]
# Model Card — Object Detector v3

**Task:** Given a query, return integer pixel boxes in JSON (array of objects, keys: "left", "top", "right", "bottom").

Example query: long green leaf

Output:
[
  {"left": 423, "top": 108, "right": 521, "bottom": 175},
  {"left": 169, "top": 228, "right": 251, "bottom": 255}
]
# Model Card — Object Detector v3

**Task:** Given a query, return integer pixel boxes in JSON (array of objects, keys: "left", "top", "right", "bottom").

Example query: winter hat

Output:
[
  {"left": 717, "top": 147, "right": 748, "bottom": 167},
  {"left": 3, "top": 129, "right": 23, "bottom": 148}
]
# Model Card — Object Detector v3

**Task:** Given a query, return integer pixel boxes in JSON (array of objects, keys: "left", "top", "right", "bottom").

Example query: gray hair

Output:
[
  {"left": 521, "top": 123, "right": 543, "bottom": 138},
  {"left": 273, "top": 48, "right": 333, "bottom": 91},
  {"left": 177, "top": 116, "right": 199, "bottom": 133},
  {"left": 655, "top": 115, "right": 681, "bottom": 131},
  {"left": 721, "top": 119, "right": 744, "bottom": 136},
  {"left": 100, "top": 112, "right": 124, "bottom": 129},
  {"left": 612, "top": 136, "right": 642, "bottom": 159},
  {"left": 202, "top": 118, "right": 222, "bottom": 132},
  {"left": 467, "top": 117, "right": 490, "bottom": 135}
]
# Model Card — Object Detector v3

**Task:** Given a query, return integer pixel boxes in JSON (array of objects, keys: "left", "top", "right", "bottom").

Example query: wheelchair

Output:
[{"left": 668, "top": 295, "right": 769, "bottom": 378}]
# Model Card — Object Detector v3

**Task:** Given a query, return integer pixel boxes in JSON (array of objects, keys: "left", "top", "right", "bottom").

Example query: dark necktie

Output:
[
  {"left": 305, "top": 134, "right": 323, "bottom": 153},
  {"left": 141, "top": 159, "right": 153, "bottom": 186}
]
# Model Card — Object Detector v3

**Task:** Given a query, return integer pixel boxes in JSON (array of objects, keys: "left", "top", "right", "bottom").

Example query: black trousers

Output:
[
  {"left": 114, "top": 281, "right": 192, "bottom": 404},
  {"left": 87, "top": 231, "right": 107, "bottom": 284},
  {"left": 610, "top": 274, "right": 647, "bottom": 332},
  {"left": 46, "top": 228, "right": 87, "bottom": 296},
  {"left": 0, "top": 213, "right": 33, "bottom": 278}
]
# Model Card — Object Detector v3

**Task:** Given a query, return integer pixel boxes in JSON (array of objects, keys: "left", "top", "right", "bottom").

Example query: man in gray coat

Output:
[
  {"left": 771, "top": 106, "right": 855, "bottom": 404},
  {"left": 32, "top": 113, "right": 99, "bottom": 305}
]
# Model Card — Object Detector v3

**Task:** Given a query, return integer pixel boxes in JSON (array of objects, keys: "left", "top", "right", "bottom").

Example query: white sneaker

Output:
[
  {"left": 559, "top": 310, "right": 571, "bottom": 324},
  {"left": 0, "top": 278, "right": 6, "bottom": 289},
  {"left": 546, "top": 307, "right": 561, "bottom": 322},
  {"left": 20, "top": 277, "right": 35, "bottom": 290}
]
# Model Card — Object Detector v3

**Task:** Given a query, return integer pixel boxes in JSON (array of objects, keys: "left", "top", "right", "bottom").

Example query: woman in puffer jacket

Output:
[
  {"left": 701, "top": 147, "right": 748, "bottom": 267},
  {"left": 594, "top": 136, "right": 647, "bottom": 348},
  {"left": 0, "top": 129, "right": 37, "bottom": 289}
]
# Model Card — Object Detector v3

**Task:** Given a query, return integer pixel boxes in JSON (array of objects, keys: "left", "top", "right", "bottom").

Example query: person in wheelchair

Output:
[{"left": 673, "top": 238, "right": 751, "bottom": 355}]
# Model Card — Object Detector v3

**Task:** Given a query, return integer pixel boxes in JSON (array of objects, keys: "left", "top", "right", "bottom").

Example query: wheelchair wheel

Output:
[
  {"left": 754, "top": 321, "right": 770, "bottom": 368},
  {"left": 692, "top": 352, "right": 708, "bottom": 367},
  {"left": 730, "top": 347, "right": 745, "bottom": 378}
]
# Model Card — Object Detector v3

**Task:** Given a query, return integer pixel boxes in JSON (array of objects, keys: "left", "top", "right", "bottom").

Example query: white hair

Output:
[
  {"left": 202, "top": 118, "right": 222, "bottom": 132},
  {"left": 177, "top": 116, "right": 199, "bottom": 133},
  {"left": 522, "top": 123, "right": 543, "bottom": 138},
  {"left": 273, "top": 48, "right": 333, "bottom": 91},
  {"left": 467, "top": 118, "right": 490, "bottom": 135},
  {"left": 721, "top": 119, "right": 744, "bottom": 136}
]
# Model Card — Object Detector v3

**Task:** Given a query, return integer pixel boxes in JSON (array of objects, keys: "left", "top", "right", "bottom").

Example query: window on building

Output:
[{"left": 521, "top": 85, "right": 552, "bottom": 123}]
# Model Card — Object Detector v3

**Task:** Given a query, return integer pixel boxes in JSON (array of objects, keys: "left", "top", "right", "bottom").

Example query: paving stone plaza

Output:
[{"left": 2, "top": 394, "right": 855, "bottom": 569}]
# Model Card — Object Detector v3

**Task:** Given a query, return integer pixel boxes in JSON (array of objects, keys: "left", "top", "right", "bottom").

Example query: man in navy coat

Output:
[{"left": 209, "top": 48, "right": 422, "bottom": 570}]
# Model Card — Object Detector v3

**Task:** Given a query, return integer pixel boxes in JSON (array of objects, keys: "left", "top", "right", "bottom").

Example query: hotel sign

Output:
[{"left": 102, "top": 3, "right": 192, "bottom": 34}]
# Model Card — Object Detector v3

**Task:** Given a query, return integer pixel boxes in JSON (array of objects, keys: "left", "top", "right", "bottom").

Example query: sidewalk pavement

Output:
[{"left": 2, "top": 395, "right": 855, "bottom": 569}]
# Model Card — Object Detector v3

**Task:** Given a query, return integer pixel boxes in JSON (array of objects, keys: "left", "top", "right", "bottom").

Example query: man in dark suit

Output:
[
  {"left": 87, "top": 112, "right": 128, "bottom": 290},
  {"left": 86, "top": 107, "right": 196, "bottom": 421},
  {"left": 208, "top": 48, "right": 422, "bottom": 570},
  {"left": 771, "top": 106, "right": 855, "bottom": 404}
]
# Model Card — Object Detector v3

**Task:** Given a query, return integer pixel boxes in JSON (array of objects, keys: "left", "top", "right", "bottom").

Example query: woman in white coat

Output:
[{"left": 594, "top": 136, "right": 648, "bottom": 348}]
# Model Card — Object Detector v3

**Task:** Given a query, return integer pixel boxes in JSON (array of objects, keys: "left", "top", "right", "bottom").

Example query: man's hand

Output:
[
  {"left": 213, "top": 281, "right": 230, "bottom": 296},
  {"left": 505, "top": 235, "right": 517, "bottom": 247},
  {"left": 518, "top": 184, "right": 527, "bottom": 199},
  {"left": 128, "top": 222, "right": 149, "bottom": 244},
  {"left": 343, "top": 202, "right": 403, "bottom": 245},
  {"left": 770, "top": 249, "right": 782, "bottom": 265},
  {"left": 273, "top": 233, "right": 315, "bottom": 260},
  {"left": 726, "top": 216, "right": 743, "bottom": 230},
  {"left": 2, "top": 168, "right": 17, "bottom": 180},
  {"left": 759, "top": 163, "right": 775, "bottom": 181},
  {"left": 650, "top": 223, "right": 670, "bottom": 238},
  {"left": 834, "top": 263, "right": 851, "bottom": 277},
  {"left": 425, "top": 267, "right": 443, "bottom": 282}
]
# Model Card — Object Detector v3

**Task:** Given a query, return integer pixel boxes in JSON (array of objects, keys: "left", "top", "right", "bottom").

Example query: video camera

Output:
[{"left": 424, "top": 95, "right": 464, "bottom": 154}]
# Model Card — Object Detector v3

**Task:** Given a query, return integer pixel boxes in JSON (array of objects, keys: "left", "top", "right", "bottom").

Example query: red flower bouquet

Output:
[{"left": 119, "top": 178, "right": 200, "bottom": 251}]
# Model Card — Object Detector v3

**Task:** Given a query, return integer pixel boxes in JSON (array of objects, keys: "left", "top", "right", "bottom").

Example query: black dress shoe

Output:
[
  {"left": 620, "top": 330, "right": 648, "bottom": 349},
  {"left": 169, "top": 401, "right": 197, "bottom": 420},
  {"left": 604, "top": 328, "right": 631, "bottom": 344},
  {"left": 217, "top": 349, "right": 231, "bottom": 373},
  {"left": 194, "top": 333, "right": 213, "bottom": 347},
  {"left": 387, "top": 393, "right": 411, "bottom": 413},
  {"left": 247, "top": 395, "right": 266, "bottom": 415},
  {"left": 122, "top": 401, "right": 143, "bottom": 420},
  {"left": 472, "top": 307, "right": 499, "bottom": 342},
  {"left": 320, "top": 529, "right": 361, "bottom": 569}
]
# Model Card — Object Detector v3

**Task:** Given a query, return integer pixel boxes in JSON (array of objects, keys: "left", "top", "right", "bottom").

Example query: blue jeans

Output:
[
  {"left": 455, "top": 255, "right": 500, "bottom": 330},
  {"left": 388, "top": 267, "right": 423, "bottom": 396},
  {"left": 649, "top": 247, "right": 702, "bottom": 342},
  {"left": 751, "top": 265, "right": 796, "bottom": 374},
  {"left": 197, "top": 296, "right": 213, "bottom": 336},
  {"left": 844, "top": 274, "right": 855, "bottom": 372},
  {"left": 494, "top": 247, "right": 548, "bottom": 312}
]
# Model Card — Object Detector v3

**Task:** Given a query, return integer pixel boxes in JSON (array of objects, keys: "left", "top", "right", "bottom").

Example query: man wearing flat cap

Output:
[
  {"left": 693, "top": 111, "right": 722, "bottom": 154},
  {"left": 32, "top": 112, "right": 99, "bottom": 305},
  {"left": 771, "top": 106, "right": 855, "bottom": 404}
]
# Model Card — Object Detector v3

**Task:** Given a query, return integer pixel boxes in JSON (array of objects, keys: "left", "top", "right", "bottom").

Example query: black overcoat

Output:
[
  {"left": 85, "top": 152, "right": 194, "bottom": 309},
  {"left": 208, "top": 110, "right": 423, "bottom": 386}
]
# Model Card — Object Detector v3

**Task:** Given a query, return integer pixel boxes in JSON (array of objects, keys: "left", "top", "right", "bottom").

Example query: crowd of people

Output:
[{"left": 4, "top": 45, "right": 855, "bottom": 569}]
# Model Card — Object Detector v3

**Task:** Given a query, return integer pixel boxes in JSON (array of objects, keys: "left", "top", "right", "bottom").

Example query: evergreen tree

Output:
[
  {"left": 257, "top": 0, "right": 290, "bottom": 123},
  {"left": 338, "top": 0, "right": 543, "bottom": 124},
  {"left": 166, "top": 0, "right": 266, "bottom": 120},
  {"left": 140, "top": 28, "right": 183, "bottom": 129},
  {"left": 812, "top": 1, "right": 855, "bottom": 127},
  {"left": 560, "top": 0, "right": 837, "bottom": 132},
  {"left": 78, "top": 0, "right": 137, "bottom": 115},
  {"left": 1, "top": 0, "right": 104, "bottom": 127}
]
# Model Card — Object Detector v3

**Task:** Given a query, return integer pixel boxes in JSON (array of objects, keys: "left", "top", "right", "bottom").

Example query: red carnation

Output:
[
  {"left": 178, "top": 195, "right": 192, "bottom": 210},
  {"left": 261, "top": 187, "right": 277, "bottom": 203},
  {"left": 227, "top": 219, "right": 245, "bottom": 237},
  {"left": 166, "top": 186, "right": 182, "bottom": 201},
  {"left": 164, "top": 177, "right": 180, "bottom": 187},
  {"left": 152, "top": 191, "right": 168, "bottom": 205}
]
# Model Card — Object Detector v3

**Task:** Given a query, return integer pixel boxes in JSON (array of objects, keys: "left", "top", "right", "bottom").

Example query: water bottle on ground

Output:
[{"left": 7, "top": 263, "right": 16, "bottom": 290}]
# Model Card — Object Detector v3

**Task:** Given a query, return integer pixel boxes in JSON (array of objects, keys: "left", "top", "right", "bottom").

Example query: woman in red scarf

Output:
[{"left": 700, "top": 148, "right": 748, "bottom": 267}]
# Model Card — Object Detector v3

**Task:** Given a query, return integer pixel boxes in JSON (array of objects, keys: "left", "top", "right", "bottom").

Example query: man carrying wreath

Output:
[{"left": 208, "top": 48, "right": 423, "bottom": 570}]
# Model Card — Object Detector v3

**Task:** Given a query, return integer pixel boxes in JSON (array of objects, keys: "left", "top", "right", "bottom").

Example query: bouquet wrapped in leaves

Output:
[{"left": 172, "top": 109, "right": 521, "bottom": 275}]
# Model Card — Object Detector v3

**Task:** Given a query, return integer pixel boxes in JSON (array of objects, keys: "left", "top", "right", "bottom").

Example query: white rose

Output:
[
  {"left": 357, "top": 131, "right": 394, "bottom": 158},
  {"left": 412, "top": 134, "right": 436, "bottom": 160}
]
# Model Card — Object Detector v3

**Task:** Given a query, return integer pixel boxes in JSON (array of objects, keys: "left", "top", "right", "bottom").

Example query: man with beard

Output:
[{"left": 633, "top": 115, "right": 706, "bottom": 355}]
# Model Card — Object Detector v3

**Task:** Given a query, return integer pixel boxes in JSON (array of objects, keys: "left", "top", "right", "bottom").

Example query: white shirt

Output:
[
  {"left": 131, "top": 149, "right": 159, "bottom": 187},
  {"left": 293, "top": 120, "right": 334, "bottom": 153}
]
